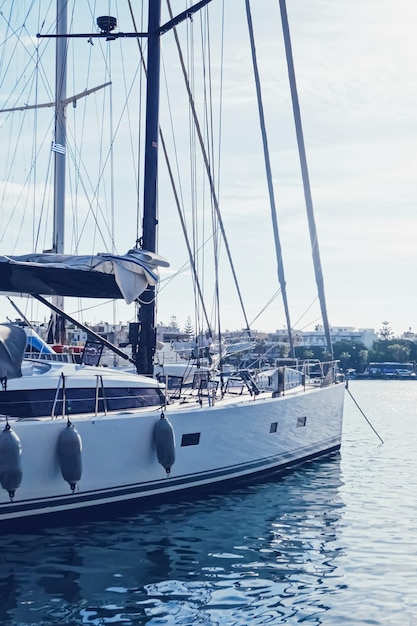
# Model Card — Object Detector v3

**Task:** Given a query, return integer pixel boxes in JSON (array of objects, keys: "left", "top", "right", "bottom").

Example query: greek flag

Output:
[{"left": 50, "top": 141, "right": 66, "bottom": 154}]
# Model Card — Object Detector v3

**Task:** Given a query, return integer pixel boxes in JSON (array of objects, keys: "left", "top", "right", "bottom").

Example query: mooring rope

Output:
[{"left": 346, "top": 385, "right": 384, "bottom": 444}]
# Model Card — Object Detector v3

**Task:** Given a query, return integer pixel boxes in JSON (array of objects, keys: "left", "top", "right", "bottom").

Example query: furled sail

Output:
[{"left": 0, "top": 249, "right": 169, "bottom": 304}]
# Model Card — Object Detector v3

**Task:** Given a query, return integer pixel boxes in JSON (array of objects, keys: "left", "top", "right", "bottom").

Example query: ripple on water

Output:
[{"left": 1, "top": 382, "right": 417, "bottom": 624}]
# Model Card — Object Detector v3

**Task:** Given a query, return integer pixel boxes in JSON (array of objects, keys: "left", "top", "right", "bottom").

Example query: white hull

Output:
[{"left": 0, "top": 382, "right": 345, "bottom": 523}]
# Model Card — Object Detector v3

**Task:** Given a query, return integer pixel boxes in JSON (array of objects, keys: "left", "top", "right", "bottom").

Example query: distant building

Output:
[
  {"left": 26, "top": 318, "right": 390, "bottom": 352},
  {"left": 276, "top": 325, "right": 378, "bottom": 350},
  {"left": 156, "top": 324, "right": 190, "bottom": 345}
]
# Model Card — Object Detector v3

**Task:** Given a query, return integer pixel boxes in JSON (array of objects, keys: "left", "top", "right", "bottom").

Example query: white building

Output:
[{"left": 277, "top": 326, "right": 378, "bottom": 349}]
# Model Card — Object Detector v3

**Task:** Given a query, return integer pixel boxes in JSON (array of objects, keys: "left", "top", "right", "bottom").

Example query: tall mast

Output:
[
  {"left": 279, "top": 0, "right": 333, "bottom": 357},
  {"left": 49, "top": 0, "right": 68, "bottom": 345},
  {"left": 245, "top": 0, "right": 294, "bottom": 358},
  {"left": 136, "top": 1, "right": 162, "bottom": 375},
  {"left": 53, "top": 0, "right": 67, "bottom": 255},
  {"left": 129, "top": 0, "right": 213, "bottom": 374}
]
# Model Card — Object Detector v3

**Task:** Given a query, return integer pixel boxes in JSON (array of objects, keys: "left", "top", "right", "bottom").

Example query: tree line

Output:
[{"left": 294, "top": 338, "right": 417, "bottom": 373}]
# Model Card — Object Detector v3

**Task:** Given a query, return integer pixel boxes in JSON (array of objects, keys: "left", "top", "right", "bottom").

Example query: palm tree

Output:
[
  {"left": 379, "top": 321, "right": 393, "bottom": 340},
  {"left": 339, "top": 351, "right": 351, "bottom": 371},
  {"left": 183, "top": 316, "right": 194, "bottom": 338}
]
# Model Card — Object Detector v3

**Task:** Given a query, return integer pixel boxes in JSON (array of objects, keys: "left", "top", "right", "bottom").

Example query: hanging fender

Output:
[
  {"left": 154, "top": 413, "right": 175, "bottom": 475},
  {"left": 58, "top": 422, "right": 82, "bottom": 492},
  {"left": 0, "top": 423, "right": 22, "bottom": 500}
]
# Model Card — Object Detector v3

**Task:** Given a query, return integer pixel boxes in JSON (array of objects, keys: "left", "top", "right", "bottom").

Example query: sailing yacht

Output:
[{"left": 0, "top": 1, "right": 345, "bottom": 525}]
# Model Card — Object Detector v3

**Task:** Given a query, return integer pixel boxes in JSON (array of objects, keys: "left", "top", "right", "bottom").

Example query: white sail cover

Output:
[{"left": 0, "top": 249, "right": 169, "bottom": 304}]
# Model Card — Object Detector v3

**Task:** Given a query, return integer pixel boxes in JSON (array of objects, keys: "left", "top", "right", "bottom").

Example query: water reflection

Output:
[{"left": 0, "top": 454, "right": 345, "bottom": 625}]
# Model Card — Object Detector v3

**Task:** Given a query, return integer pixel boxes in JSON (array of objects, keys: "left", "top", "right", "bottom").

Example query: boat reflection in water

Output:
[{"left": 0, "top": 453, "right": 345, "bottom": 625}]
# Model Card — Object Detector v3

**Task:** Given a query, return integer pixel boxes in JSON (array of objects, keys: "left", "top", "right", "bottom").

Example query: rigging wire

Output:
[
  {"left": 297, "top": 316, "right": 322, "bottom": 332},
  {"left": 166, "top": 0, "right": 252, "bottom": 336},
  {"left": 125, "top": 0, "right": 213, "bottom": 335},
  {"left": 2, "top": 3, "right": 249, "bottom": 343},
  {"left": 291, "top": 297, "right": 319, "bottom": 329},
  {"left": 126, "top": 0, "right": 145, "bottom": 246},
  {"left": 186, "top": 11, "right": 202, "bottom": 338},
  {"left": 0, "top": 7, "right": 56, "bottom": 253},
  {"left": 249, "top": 289, "right": 282, "bottom": 328},
  {"left": 200, "top": 8, "right": 224, "bottom": 352},
  {"left": 245, "top": 0, "right": 294, "bottom": 358},
  {"left": 278, "top": 0, "right": 333, "bottom": 358},
  {"left": 106, "top": 23, "right": 117, "bottom": 330},
  {"left": 214, "top": 0, "right": 226, "bottom": 363}
]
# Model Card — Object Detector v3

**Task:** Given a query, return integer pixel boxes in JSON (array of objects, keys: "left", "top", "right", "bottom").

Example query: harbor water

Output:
[{"left": 0, "top": 380, "right": 416, "bottom": 625}]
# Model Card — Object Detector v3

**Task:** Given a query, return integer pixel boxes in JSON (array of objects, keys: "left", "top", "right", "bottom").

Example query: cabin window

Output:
[
  {"left": 297, "top": 416, "right": 307, "bottom": 428},
  {"left": 270, "top": 422, "right": 278, "bottom": 433},
  {"left": 181, "top": 432, "right": 201, "bottom": 447}
]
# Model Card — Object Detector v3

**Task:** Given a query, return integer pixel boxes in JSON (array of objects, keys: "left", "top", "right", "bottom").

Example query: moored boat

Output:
[{"left": 0, "top": 1, "right": 345, "bottom": 525}]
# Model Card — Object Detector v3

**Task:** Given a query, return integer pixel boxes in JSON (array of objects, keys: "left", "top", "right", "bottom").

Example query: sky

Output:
[{"left": 0, "top": 1, "right": 417, "bottom": 339}]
